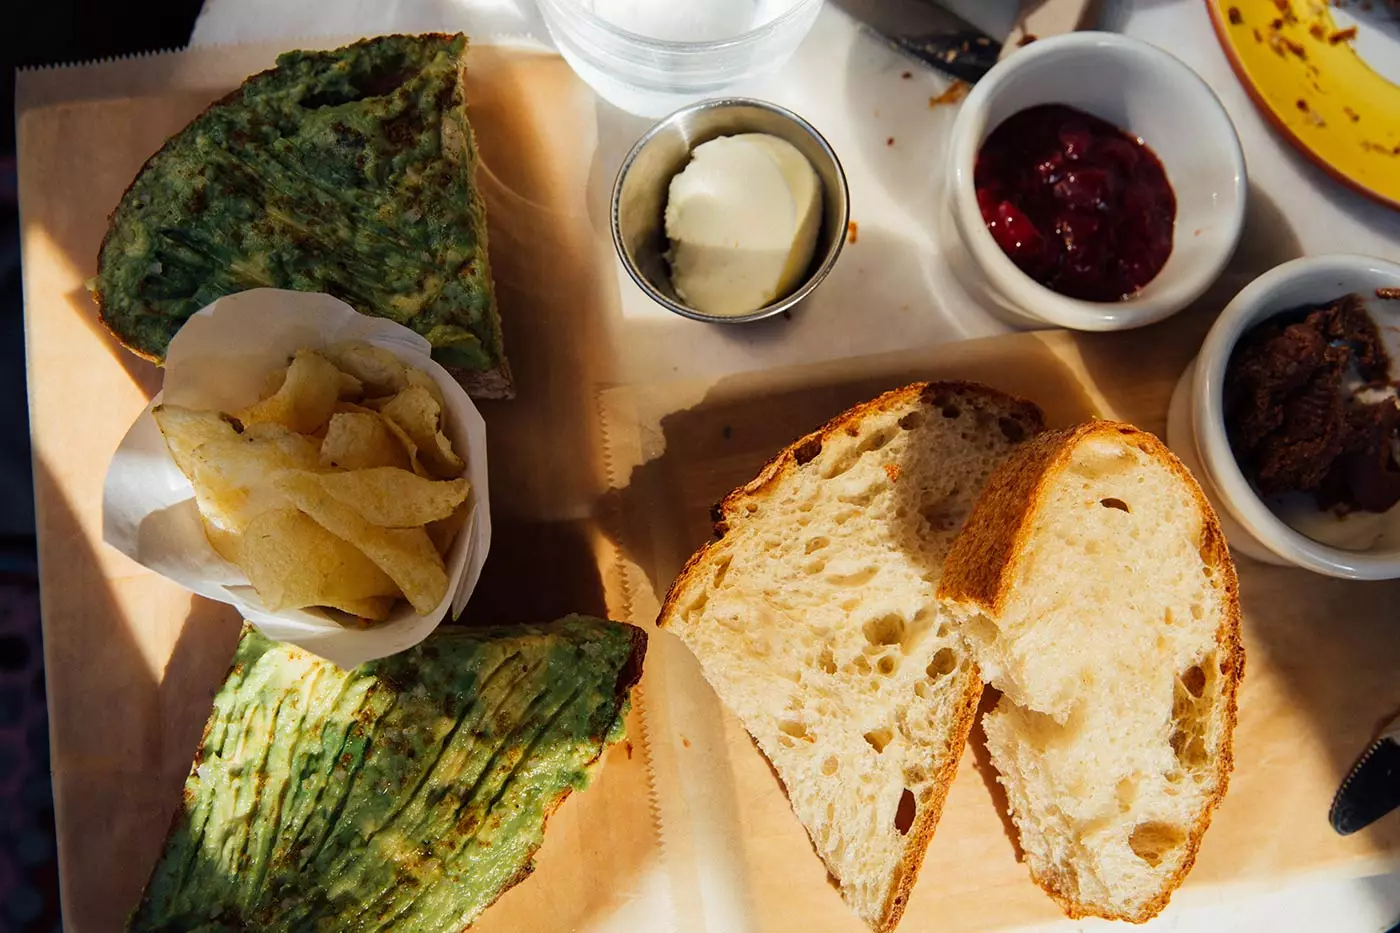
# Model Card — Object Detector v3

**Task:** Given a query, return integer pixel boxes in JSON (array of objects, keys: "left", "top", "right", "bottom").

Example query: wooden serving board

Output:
[
  {"left": 17, "top": 44, "right": 667, "bottom": 933},
  {"left": 597, "top": 320, "right": 1400, "bottom": 933}
]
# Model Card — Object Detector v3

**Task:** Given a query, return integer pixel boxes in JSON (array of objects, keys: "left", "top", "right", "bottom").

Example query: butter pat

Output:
[{"left": 664, "top": 134, "right": 823, "bottom": 317}]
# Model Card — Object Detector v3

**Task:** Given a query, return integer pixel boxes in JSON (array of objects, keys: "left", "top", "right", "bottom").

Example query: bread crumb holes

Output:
[
  {"left": 865, "top": 728, "right": 893, "bottom": 753},
  {"left": 1129, "top": 822, "right": 1185, "bottom": 867},
  {"left": 927, "top": 647, "right": 957, "bottom": 678},
  {"left": 895, "top": 788, "right": 917, "bottom": 834},
  {"left": 863, "top": 614, "right": 907, "bottom": 647}
]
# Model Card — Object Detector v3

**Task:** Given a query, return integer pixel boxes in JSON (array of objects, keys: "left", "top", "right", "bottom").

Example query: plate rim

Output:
[{"left": 1204, "top": 0, "right": 1400, "bottom": 213}]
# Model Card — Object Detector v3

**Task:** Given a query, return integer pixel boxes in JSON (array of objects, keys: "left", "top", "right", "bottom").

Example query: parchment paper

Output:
[
  {"left": 598, "top": 322, "right": 1400, "bottom": 933},
  {"left": 18, "top": 41, "right": 669, "bottom": 933}
]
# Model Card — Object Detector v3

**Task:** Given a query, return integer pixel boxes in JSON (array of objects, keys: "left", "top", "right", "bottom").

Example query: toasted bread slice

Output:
[
  {"left": 939, "top": 422, "right": 1244, "bottom": 923},
  {"left": 658, "top": 382, "right": 1045, "bottom": 932}
]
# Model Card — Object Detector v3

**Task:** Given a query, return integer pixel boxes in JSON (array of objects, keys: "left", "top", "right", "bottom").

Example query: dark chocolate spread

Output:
[{"left": 1224, "top": 294, "right": 1400, "bottom": 514}]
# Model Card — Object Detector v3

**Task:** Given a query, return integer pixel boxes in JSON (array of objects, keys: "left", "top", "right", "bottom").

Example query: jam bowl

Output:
[
  {"left": 944, "top": 32, "right": 1247, "bottom": 331},
  {"left": 1166, "top": 254, "right": 1400, "bottom": 580}
]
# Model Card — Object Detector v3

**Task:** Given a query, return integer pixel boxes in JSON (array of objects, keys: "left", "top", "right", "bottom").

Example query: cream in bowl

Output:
[
  {"left": 664, "top": 133, "right": 822, "bottom": 316},
  {"left": 612, "top": 97, "right": 849, "bottom": 324},
  {"left": 1167, "top": 255, "right": 1400, "bottom": 579}
]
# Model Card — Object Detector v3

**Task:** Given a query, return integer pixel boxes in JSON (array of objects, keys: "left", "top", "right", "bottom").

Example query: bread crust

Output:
[
  {"left": 874, "top": 662, "right": 983, "bottom": 932},
  {"left": 938, "top": 421, "right": 1244, "bottom": 924},
  {"left": 658, "top": 381, "right": 1045, "bottom": 625},
  {"left": 656, "top": 380, "right": 1046, "bottom": 931},
  {"left": 92, "top": 33, "right": 514, "bottom": 399}
]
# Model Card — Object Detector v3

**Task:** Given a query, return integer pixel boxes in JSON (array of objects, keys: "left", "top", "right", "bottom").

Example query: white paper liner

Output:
[{"left": 102, "top": 288, "right": 492, "bottom": 668}]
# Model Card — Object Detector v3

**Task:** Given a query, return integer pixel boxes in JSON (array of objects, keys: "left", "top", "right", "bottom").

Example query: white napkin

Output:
[{"left": 102, "top": 288, "right": 492, "bottom": 668}]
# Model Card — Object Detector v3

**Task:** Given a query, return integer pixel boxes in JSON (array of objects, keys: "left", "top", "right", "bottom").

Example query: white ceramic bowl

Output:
[
  {"left": 1166, "top": 255, "right": 1400, "bottom": 579},
  {"left": 944, "top": 32, "right": 1247, "bottom": 331}
]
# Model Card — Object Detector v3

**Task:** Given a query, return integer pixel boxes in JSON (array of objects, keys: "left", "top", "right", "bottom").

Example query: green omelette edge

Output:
[
  {"left": 95, "top": 33, "right": 506, "bottom": 382},
  {"left": 127, "top": 616, "right": 646, "bottom": 933}
]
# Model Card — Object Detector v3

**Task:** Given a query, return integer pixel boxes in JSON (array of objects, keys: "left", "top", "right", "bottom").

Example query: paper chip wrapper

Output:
[{"left": 102, "top": 288, "right": 492, "bottom": 668}]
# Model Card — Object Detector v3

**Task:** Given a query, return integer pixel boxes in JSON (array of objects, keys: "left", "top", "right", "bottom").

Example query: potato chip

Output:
[
  {"left": 424, "top": 432, "right": 465, "bottom": 479},
  {"left": 242, "top": 421, "right": 303, "bottom": 441},
  {"left": 202, "top": 519, "right": 244, "bottom": 564},
  {"left": 260, "top": 365, "right": 289, "bottom": 401},
  {"left": 190, "top": 426, "right": 320, "bottom": 536},
  {"left": 309, "top": 467, "right": 468, "bottom": 527},
  {"left": 404, "top": 365, "right": 446, "bottom": 410},
  {"left": 322, "top": 342, "right": 408, "bottom": 396},
  {"left": 148, "top": 341, "right": 471, "bottom": 622},
  {"left": 320, "top": 412, "right": 412, "bottom": 472},
  {"left": 152, "top": 404, "right": 243, "bottom": 479},
  {"left": 337, "top": 370, "right": 364, "bottom": 399},
  {"left": 356, "top": 395, "right": 391, "bottom": 412},
  {"left": 331, "top": 596, "right": 399, "bottom": 624},
  {"left": 379, "top": 386, "right": 465, "bottom": 479},
  {"left": 237, "top": 350, "right": 343, "bottom": 435},
  {"left": 377, "top": 411, "right": 429, "bottom": 477},
  {"left": 426, "top": 501, "right": 471, "bottom": 556},
  {"left": 240, "top": 508, "right": 399, "bottom": 614},
  {"left": 275, "top": 471, "right": 448, "bottom": 614}
]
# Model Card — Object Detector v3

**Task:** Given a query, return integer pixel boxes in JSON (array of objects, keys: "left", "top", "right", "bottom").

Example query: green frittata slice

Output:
[
  {"left": 95, "top": 33, "right": 512, "bottom": 398},
  {"left": 127, "top": 616, "right": 646, "bottom": 932}
]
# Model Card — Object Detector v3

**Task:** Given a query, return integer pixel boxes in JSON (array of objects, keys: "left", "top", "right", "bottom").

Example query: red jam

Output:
[{"left": 973, "top": 104, "right": 1176, "bottom": 302}]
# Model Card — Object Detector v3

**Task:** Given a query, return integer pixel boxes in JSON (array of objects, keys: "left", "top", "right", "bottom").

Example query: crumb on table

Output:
[
  {"left": 929, "top": 80, "right": 970, "bottom": 107},
  {"left": 847, "top": 220, "right": 859, "bottom": 245},
  {"left": 886, "top": 136, "right": 895, "bottom": 147}
]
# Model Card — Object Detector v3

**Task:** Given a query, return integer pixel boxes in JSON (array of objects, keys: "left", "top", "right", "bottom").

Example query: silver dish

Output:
[{"left": 611, "top": 97, "right": 850, "bottom": 324}]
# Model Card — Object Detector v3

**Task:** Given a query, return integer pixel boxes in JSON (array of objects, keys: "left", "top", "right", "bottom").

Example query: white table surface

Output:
[{"left": 185, "top": 1, "right": 1400, "bottom": 930}]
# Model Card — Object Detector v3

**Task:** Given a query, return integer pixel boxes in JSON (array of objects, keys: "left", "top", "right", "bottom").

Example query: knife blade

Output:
[
  {"left": 830, "top": 0, "right": 1003, "bottom": 84},
  {"left": 1331, "top": 714, "right": 1400, "bottom": 835}
]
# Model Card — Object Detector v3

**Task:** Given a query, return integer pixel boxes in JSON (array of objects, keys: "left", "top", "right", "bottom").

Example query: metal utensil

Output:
[
  {"left": 834, "top": 0, "right": 1103, "bottom": 84},
  {"left": 610, "top": 97, "right": 850, "bottom": 325},
  {"left": 1331, "top": 713, "right": 1400, "bottom": 835},
  {"left": 830, "top": 0, "right": 1002, "bottom": 83}
]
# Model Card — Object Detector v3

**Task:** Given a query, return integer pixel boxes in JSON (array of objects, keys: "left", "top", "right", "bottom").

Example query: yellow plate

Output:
[{"left": 1207, "top": 0, "right": 1400, "bottom": 209}]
